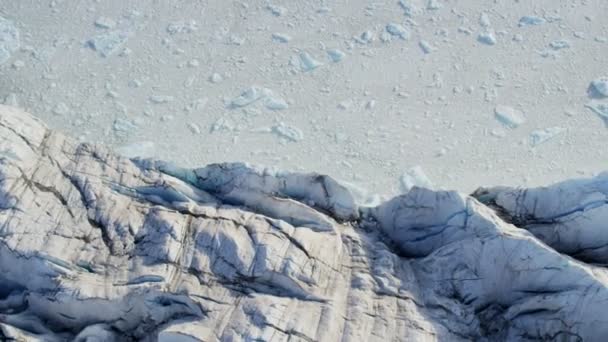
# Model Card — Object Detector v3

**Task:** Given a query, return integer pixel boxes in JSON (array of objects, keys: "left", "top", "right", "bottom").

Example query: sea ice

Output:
[
  {"left": 400, "top": 166, "right": 434, "bottom": 192},
  {"left": 590, "top": 77, "right": 608, "bottom": 97},
  {"left": 271, "top": 33, "right": 292, "bottom": 43},
  {"left": 419, "top": 40, "right": 434, "bottom": 54},
  {"left": 272, "top": 123, "right": 303, "bottom": 142},
  {"left": 266, "top": 4, "right": 287, "bottom": 16},
  {"left": 398, "top": 0, "right": 422, "bottom": 17},
  {"left": 494, "top": 105, "right": 525, "bottom": 128},
  {"left": 529, "top": 127, "right": 566, "bottom": 147},
  {"left": 115, "top": 141, "right": 155, "bottom": 158},
  {"left": 478, "top": 31, "right": 496, "bottom": 45},
  {"left": 549, "top": 40, "right": 570, "bottom": 50},
  {"left": 298, "top": 52, "right": 323, "bottom": 72},
  {"left": 386, "top": 23, "right": 409, "bottom": 40},
  {"left": 327, "top": 49, "right": 345, "bottom": 62},
  {"left": 0, "top": 16, "right": 20, "bottom": 65},
  {"left": 229, "top": 86, "right": 287, "bottom": 110},
  {"left": 149, "top": 95, "right": 174, "bottom": 104},
  {"left": 87, "top": 30, "right": 130, "bottom": 57},
  {"left": 519, "top": 16, "right": 546, "bottom": 27},
  {"left": 585, "top": 101, "right": 608, "bottom": 126},
  {"left": 94, "top": 17, "right": 116, "bottom": 29}
]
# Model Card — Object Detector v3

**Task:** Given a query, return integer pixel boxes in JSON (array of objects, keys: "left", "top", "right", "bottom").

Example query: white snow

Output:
[{"left": 399, "top": 166, "right": 434, "bottom": 192}]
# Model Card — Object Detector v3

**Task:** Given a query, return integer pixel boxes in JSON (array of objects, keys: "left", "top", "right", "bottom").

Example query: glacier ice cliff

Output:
[{"left": 0, "top": 104, "right": 607, "bottom": 341}]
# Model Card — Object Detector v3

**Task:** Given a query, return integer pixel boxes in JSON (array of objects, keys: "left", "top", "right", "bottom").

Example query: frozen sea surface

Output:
[{"left": 1, "top": 0, "right": 608, "bottom": 196}]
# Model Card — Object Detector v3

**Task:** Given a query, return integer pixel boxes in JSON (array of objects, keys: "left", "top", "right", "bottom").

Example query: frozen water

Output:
[
  {"left": 94, "top": 17, "right": 116, "bottom": 29},
  {"left": 419, "top": 40, "right": 434, "bottom": 54},
  {"left": 298, "top": 52, "right": 323, "bottom": 72},
  {"left": 115, "top": 141, "right": 155, "bottom": 158},
  {"left": 272, "top": 123, "right": 303, "bottom": 142},
  {"left": 398, "top": 0, "right": 422, "bottom": 17},
  {"left": 400, "top": 165, "right": 434, "bottom": 192},
  {"left": 590, "top": 77, "right": 608, "bottom": 98},
  {"left": 87, "top": 30, "right": 130, "bottom": 57},
  {"left": 519, "top": 15, "right": 546, "bottom": 27},
  {"left": 529, "top": 127, "right": 566, "bottom": 147},
  {"left": 494, "top": 105, "right": 526, "bottom": 128},
  {"left": 0, "top": 16, "right": 19, "bottom": 65},
  {"left": 327, "top": 49, "right": 345, "bottom": 62},
  {"left": 549, "top": 39, "right": 570, "bottom": 50},
  {"left": 585, "top": 101, "right": 608, "bottom": 126},
  {"left": 229, "top": 86, "right": 287, "bottom": 110},
  {"left": 478, "top": 31, "right": 496, "bottom": 45},
  {"left": 386, "top": 23, "right": 409, "bottom": 40},
  {"left": 271, "top": 33, "right": 291, "bottom": 43}
]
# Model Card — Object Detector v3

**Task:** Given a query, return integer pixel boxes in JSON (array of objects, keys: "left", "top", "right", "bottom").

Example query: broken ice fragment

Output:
[
  {"left": 478, "top": 31, "right": 496, "bottom": 45},
  {"left": 113, "top": 118, "right": 138, "bottom": 134},
  {"left": 398, "top": 0, "right": 422, "bottom": 17},
  {"left": 271, "top": 33, "right": 292, "bottom": 43},
  {"left": 149, "top": 95, "right": 174, "bottom": 104},
  {"left": 115, "top": 141, "right": 155, "bottom": 158},
  {"left": 299, "top": 52, "right": 323, "bottom": 72},
  {"left": 0, "top": 16, "right": 20, "bottom": 65},
  {"left": 264, "top": 96, "right": 289, "bottom": 111},
  {"left": 229, "top": 87, "right": 265, "bottom": 108},
  {"left": 479, "top": 13, "right": 491, "bottom": 28},
  {"left": 209, "top": 73, "right": 223, "bottom": 84},
  {"left": 386, "top": 23, "right": 409, "bottom": 40},
  {"left": 187, "top": 123, "right": 201, "bottom": 134},
  {"left": 210, "top": 117, "right": 236, "bottom": 133},
  {"left": 585, "top": 101, "right": 608, "bottom": 126},
  {"left": 272, "top": 123, "right": 303, "bottom": 142},
  {"left": 166, "top": 21, "right": 198, "bottom": 35},
  {"left": 52, "top": 102, "right": 69, "bottom": 115},
  {"left": 590, "top": 78, "right": 608, "bottom": 98},
  {"left": 266, "top": 4, "right": 287, "bottom": 16},
  {"left": 400, "top": 166, "right": 433, "bottom": 193},
  {"left": 327, "top": 49, "right": 345, "bottom": 62},
  {"left": 426, "top": 0, "right": 441, "bottom": 10},
  {"left": 87, "top": 30, "right": 130, "bottom": 57},
  {"left": 94, "top": 17, "right": 116, "bottom": 29},
  {"left": 549, "top": 40, "right": 570, "bottom": 50},
  {"left": 419, "top": 40, "right": 434, "bottom": 54},
  {"left": 494, "top": 105, "right": 526, "bottom": 128},
  {"left": 530, "top": 127, "right": 565, "bottom": 147},
  {"left": 519, "top": 16, "right": 546, "bottom": 27}
]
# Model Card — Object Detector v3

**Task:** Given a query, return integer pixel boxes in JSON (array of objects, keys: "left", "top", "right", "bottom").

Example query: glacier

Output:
[{"left": 0, "top": 105, "right": 607, "bottom": 341}]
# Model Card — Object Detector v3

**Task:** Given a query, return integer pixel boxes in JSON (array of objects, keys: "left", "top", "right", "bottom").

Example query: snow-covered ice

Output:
[
  {"left": 0, "top": 16, "right": 19, "bottom": 64},
  {"left": 529, "top": 127, "right": 566, "bottom": 147},
  {"left": 494, "top": 105, "right": 526, "bottom": 128}
]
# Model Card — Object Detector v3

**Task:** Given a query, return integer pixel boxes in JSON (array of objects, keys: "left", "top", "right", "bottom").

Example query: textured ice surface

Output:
[
  {"left": 529, "top": 127, "right": 566, "bottom": 147},
  {"left": 591, "top": 77, "right": 608, "bottom": 97},
  {"left": 87, "top": 30, "right": 130, "bottom": 57},
  {"left": 399, "top": 165, "right": 434, "bottom": 192},
  {"left": 0, "top": 16, "right": 19, "bottom": 64},
  {"left": 519, "top": 15, "right": 546, "bottom": 27},
  {"left": 386, "top": 23, "right": 409, "bottom": 40},
  {"left": 3, "top": 106, "right": 608, "bottom": 341}
]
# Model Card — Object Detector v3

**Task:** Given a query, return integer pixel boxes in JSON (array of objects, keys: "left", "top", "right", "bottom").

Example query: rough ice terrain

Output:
[
  {"left": 2, "top": 1, "right": 608, "bottom": 196},
  {"left": 3, "top": 105, "right": 608, "bottom": 341}
]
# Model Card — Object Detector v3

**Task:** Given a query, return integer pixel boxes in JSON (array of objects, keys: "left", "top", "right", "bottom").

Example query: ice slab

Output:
[
  {"left": 400, "top": 165, "right": 434, "bottom": 192},
  {"left": 529, "top": 127, "right": 566, "bottom": 147},
  {"left": 494, "top": 105, "right": 526, "bottom": 128}
]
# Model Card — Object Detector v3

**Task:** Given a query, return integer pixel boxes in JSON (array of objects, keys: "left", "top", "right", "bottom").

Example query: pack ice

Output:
[{"left": 2, "top": 105, "right": 608, "bottom": 341}]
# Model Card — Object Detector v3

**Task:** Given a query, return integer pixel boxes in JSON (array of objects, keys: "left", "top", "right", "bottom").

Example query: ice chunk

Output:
[
  {"left": 266, "top": 4, "right": 286, "bottom": 16},
  {"left": 298, "top": 52, "right": 323, "bottom": 72},
  {"left": 87, "top": 30, "right": 130, "bottom": 57},
  {"left": 386, "top": 23, "right": 409, "bottom": 40},
  {"left": 210, "top": 117, "right": 236, "bottom": 133},
  {"left": 209, "top": 73, "right": 223, "bottom": 84},
  {"left": 426, "top": 0, "right": 441, "bottom": 10},
  {"left": 478, "top": 31, "right": 496, "bottom": 45},
  {"left": 400, "top": 166, "right": 434, "bottom": 193},
  {"left": 494, "top": 105, "right": 525, "bottom": 128},
  {"left": 529, "top": 127, "right": 566, "bottom": 147},
  {"left": 0, "top": 16, "right": 20, "bottom": 65},
  {"left": 272, "top": 123, "right": 303, "bottom": 142},
  {"left": 419, "top": 40, "right": 435, "bottom": 54},
  {"left": 115, "top": 141, "right": 155, "bottom": 158},
  {"left": 187, "top": 123, "right": 201, "bottom": 134},
  {"left": 590, "top": 77, "right": 608, "bottom": 97},
  {"left": 549, "top": 40, "right": 570, "bottom": 50},
  {"left": 479, "top": 13, "right": 491, "bottom": 28},
  {"left": 52, "top": 102, "right": 69, "bottom": 116},
  {"left": 230, "top": 87, "right": 265, "bottom": 108},
  {"left": 166, "top": 20, "right": 198, "bottom": 35},
  {"left": 327, "top": 49, "right": 345, "bottom": 62},
  {"left": 271, "top": 33, "right": 291, "bottom": 43},
  {"left": 113, "top": 118, "right": 138, "bottom": 134},
  {"left": 519, "top": 16, "right": 546, "bottom": 27},
  {"left": 398, "top": 0, "right": 422, "bottom": 17},
  {"left": 263, "top": 96, "right": 288, "bottom": 111},
  {"left": 585, "top": 101, "right": 608, "bottom": 126},
  {"left": 94, "top": 17, "right": 116, "bottom": 29},
  {"left": 149, "top": 95, "right": 174, "bottom": 104}
]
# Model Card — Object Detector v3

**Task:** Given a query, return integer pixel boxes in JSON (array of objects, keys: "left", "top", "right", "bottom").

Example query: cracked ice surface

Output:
[{"left": 1, "top": 106, "right": 608, "bottom": 341}]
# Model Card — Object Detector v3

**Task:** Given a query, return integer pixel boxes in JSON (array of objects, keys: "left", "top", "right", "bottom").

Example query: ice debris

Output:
[
  {"left": 297, "top": 52, "right": 323, "bottom": 72},
  {"left": 400, "top": 166, "right": 434, "bottom": 193},
  {"left": 229, "top": 86, "right": 288, "bottom": 111},
  {"left": 519, "top": 16, "right": 546, "bottom": 27},
  {"left": 166, "top": 20, "right": 198, "bottom": 35},
  {"left": 419, "top": 40, "right": 434, "bottom": 54},
  {"left": 266, "top": 4, "right": 287, "bottom": 16},
  {"left": 590, "top": 77, "right": 608, "bottom": 98},
  {"left": 271, "top": 33, "right": 291, "bottom": 43},
  {"left": 0, "top": 16, "right": 20, "bottom": 65},
  {"left": 115, "top": 141, "right": 155, "bottom": 158},
  {"left": 494, "top": 105, "right": 526, "bottom": 128},
  {"left": 478, "top": 31, "right": 496, "bottom": 45},
  {"left": 398, "top": 0, "right": 422, "bottom": 17},
  {"left": 272, "top": 123, "right": 303, "bottom": 142},
  {"left": 529, "top": 127, "right": 565, "bottom": 147},
  {"left": 386, "top": 23, "right": 409, "bottom": 40},
  {"left": 87, "top": 30, "right": 130, "bottom": 57},
  {"left": 549, "top": 40, "right": 570, "bottom": 50},
  {"left": 94, "top": 17, "right": 116, "bottom": 29},
  {"left": 210, "top": 117, "right": 236, "bottom": 133},
  {"left": 327, "top": 49, "right": 345, "bottom": 62},
  {"left": 585, "top": 101, "right": 608, "bottom": 126}
]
